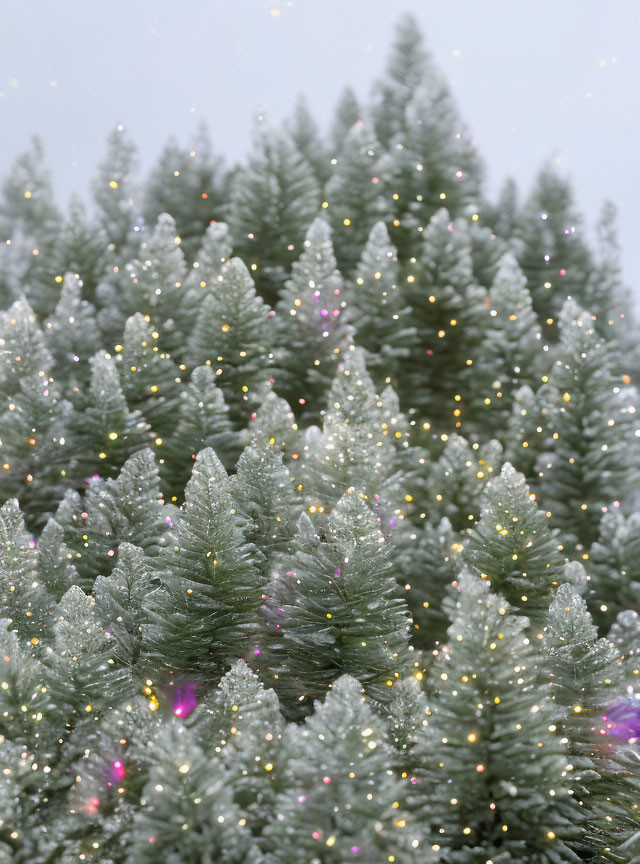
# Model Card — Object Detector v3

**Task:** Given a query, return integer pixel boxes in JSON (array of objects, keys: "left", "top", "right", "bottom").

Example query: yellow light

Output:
[
  {"left": 343, "top": 218, "right": 351, "bottom": 226},
  {"left": 109, "top": 180, "right": 119, "bottom": 189},
  {"left": 108, "top": 432, "right": 118, "bottom": 440},
  {"left": 264, "top": 763, "right": 274, "bottom": 772},
  {"left": 471, "top": 213, "right": 479, "bottom": 221},
  {"left": 321, "top": 201, "right": 329, "bottom": 209},
  {"left": 547, "top": 831, "right": 556, "bottom": 839},
  {"left": 178, "top": 764, "right": 190, "bottom": 774},
  {"left": 562, "top": 392, "right": 571, "bottom": 402},
  {"left": 24, "top": 190, "right": 32, "bottom": 199}
]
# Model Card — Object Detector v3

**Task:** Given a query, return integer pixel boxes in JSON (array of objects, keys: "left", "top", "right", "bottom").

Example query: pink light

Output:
[
  {"left": 559, "top": 269, "right": 566, "bottom": 276},
  {"left": 323, "top": 776, "right": 331, "bottom": 784},
  {"left": 371, "top": 177, "right": 379, "bottom": 184},
  {"left": 320, "top": 309, "right": 329, "bottom": 317},
  {"left": 312, "top": 831, "right": 321, "bottom": 840},
  {"left": 173, "top": 681, "right": 198, "bottom": 718},
  {"left": 112, "top": 760, "right": 126, "bottom": 781}
]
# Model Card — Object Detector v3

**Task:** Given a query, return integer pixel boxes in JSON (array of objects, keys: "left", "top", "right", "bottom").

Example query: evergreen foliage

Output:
[
  {"left": 275, "top": 216, "right": 354, "bottom": 417},
  {"left": 228, "top": 124, "right": 321, "bottom": 304},
  {"left": 265, "top": 492, "right": 413, "bottom": 715},
  {"left": 148, "top": 448, "right": 264, "bottom": 682},
  {"left": 410, "top": 575, "right": 581, "bottom": 862},
  {"left": 0, "top": 17, "right": 638, "bottom": 863},
  {"left": 538, "top": 299, "right": 640, "bottom": 549}
]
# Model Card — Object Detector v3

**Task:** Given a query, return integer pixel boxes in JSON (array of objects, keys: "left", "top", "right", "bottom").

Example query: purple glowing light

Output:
[{"left": 173, "top": 681, "right": 198, "bottom": 718}]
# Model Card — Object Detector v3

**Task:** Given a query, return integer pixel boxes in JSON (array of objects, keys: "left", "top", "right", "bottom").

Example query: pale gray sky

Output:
[{"left": 1, "top": 0, "right": 638, "bottom": 291}]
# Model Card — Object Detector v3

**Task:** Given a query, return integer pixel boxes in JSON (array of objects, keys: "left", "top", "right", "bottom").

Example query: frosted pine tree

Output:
[{"left": 229, "top": 123, "right": 320, "bottom": 304}]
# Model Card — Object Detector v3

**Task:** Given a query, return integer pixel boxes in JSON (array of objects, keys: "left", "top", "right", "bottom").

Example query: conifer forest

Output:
[{"left": 0, "top": 13, "right": 639, "bottom": 864}]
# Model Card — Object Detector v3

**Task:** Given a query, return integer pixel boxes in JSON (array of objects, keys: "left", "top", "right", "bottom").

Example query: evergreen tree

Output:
[
  {"left": 492, "top": 176, "right": 519, "bottom": 240},
  {"left": 285, "top": 94, "right": 330, "bottom": 187},
  {"left": 0, "top": 298, "right": 71, "bottom": 525},
  {"left": 400, "top": 210, "right": 489, "bottom": 425},
  {"left": 301, "top": 347, "right": 405, "bottom": 523},
  {"left": 45, "top": 584, "right": 132, "bottom": 726},
  {"left": 425, "top": 433, "right": 501, "bottom": 532},
  {"left": 544, "top": 585, "right": 620, "bottom": 780},
  {"left": 481, "top": 251, "right": 542, "bottom": 433},
  {"left": 228, "top": 123, "right": 320, "bottom": 304},
  {"left": 547, "top": 593, "right": 640, "bottom": 863},
  {"left": 325, "top": 121, "right": 391, "bottom": 273},
  {"left": 180, "top": 220, "right": 233, "bottom": 336},
  {"left": 468, "top": 218, "right": 509, "bottom": 292},
  {"left": 0, "top": 296, "right": 52, "bottom": 392},
  {"left": 92, "top": 124, "right": 139, "bottom": 254},
  {"left": 464, "top": 462, "right": 566, "bottom": 625},
  {"left": 0, "top": 498, "right": 53, "bottom": 641},
  {"left": 410, "top": 574, "right": 580, "bottom": 863},
  {"left": 207, "top": 661, "right": 287, "bottom": 833},
  {"left": 0, "top": 136, "right": 61, "bottom": 315},
  {"left": 514, "top": 165, "right": 593, "bottom": 338},
  {"left": 185, "top": 256, "right": 275, "bottom": 422},
  {"left": 329, "top": 85, "right": 361, "bottom": 156},
  {"left": 71, "top": 352, "right": 152, "bottom": 480},
  {"left": 54, "top": 194, "right": 108, "bottom": 304},
  {"left": 115, "top": 312, "right": 182, "bottom": 439},
  {"left": 387, "top": 674, "right": 429, "bottom": 775},
  {"left": 233, "top": 442, "right": 301, "bottom": 565},
  {"left": 275, "top": 217, "right": 354, "bottom": 417},
  {"left": 52, "top": 448, "right": 167, "bottom": 591},
  {"left": 584, "top": 200, "right": 632, "bottom": 339},
  {"left": 263, "top": 676, "right": 421, "bottom": 863},
  {"left": 265, "top": 492, "right": 413, "bottom": 714},
  {"left": 148, "top": 448, "right": 264, "bottom": 683},
  {"left": 348, "top": 220, "right": 416, "bottom": 386},
  {"left": 44, "top": 273, "right": 98, "bottom": 393},
  {"left": 93, "top": 542, "right": 154, "bottom": 669},
  {"left": 36, "top": 516, "right": 79, "bottom": 602},
  {"left": 609, "top": 610, "right": 640, "bottom": 694},
  {"left": 0, "top": 135, "right": 60, "bottom": 241},
  {"left": 370, "top": 13, "right": 427, "bottom": 148},
  {"left": 400, "top": 517, "right": 460, "bottom": 650},
  {"left": 143, "top": 125, "right": 227, "bottom": 262},
  {"left": 246, "top": 390, "right": 299, "bottom": 456},
  {"left": 123, "top": 212, "right": 188, "bottom": 350},
  {"left": 588, "top": 511, "right": 640, "bottom": 631},
  {"left": 503, "top": 383, "right": 549, "bottom": 482},
  {"left": 538, "top": 299, "right": 640, "bottom": 549},
  {"left": 130, "top": 719, "right": 262, "bottom": 862},
  {"left": 164, "top": 364, "right": 237, "bottom": 498}
]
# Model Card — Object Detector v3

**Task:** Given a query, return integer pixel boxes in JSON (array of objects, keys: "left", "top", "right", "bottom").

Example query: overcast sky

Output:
[{"left": 1, "top": 0, "right": 638, "bottom": 293}]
